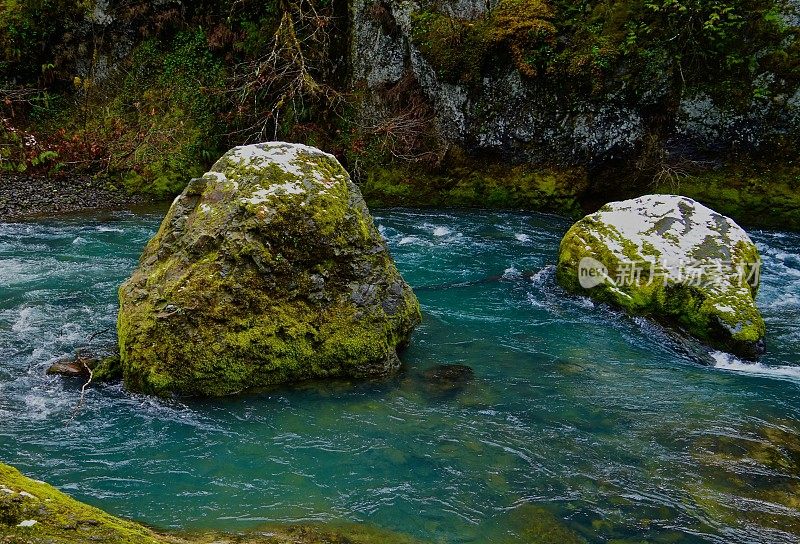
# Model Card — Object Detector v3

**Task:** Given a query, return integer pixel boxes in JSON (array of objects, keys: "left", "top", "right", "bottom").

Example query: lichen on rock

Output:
[
  {"left": 556, "top": 194, "right": 765, "bottom": 357},
  {"left": 117, "top": 142, "right": 421, "bottom": 397}
]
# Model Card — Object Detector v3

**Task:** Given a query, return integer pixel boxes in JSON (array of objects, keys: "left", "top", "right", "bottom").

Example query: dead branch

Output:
[
  {"left": 61, "top": 327, "right": 112, "bottom": 424},
  {"left": 342, "top": 73, "right": 444, "bottom": 166},
  {"left": 87, "top": 327, "right": 111, "bottom": 343},
  {"left": 224, "top": 0, "right": 340, "bottom": 142},
  {"left": 64, "top": 357, "right": 94, "bottom": 425}
]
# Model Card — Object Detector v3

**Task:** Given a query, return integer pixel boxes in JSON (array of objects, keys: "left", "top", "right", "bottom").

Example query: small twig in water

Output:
[
  {"left": 65, "top": 358, "right": 93, "bottom": 425},
  {"left": 62, "top": 327, "right": 112, "bottom": 424},
  {"left": 86, "top": 327, "right": 111, "bottom": 343}
]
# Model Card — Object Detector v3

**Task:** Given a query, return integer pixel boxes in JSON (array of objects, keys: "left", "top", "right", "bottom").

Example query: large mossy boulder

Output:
[
  {"left": 556, "top": 195, "right": 765, "bottom": 357},
  {"left": 118, "top": 142, "right": 421, "bottom": 397}
]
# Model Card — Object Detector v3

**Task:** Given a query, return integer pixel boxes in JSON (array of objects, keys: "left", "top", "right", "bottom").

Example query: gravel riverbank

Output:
[{"left": 0, "top": 174, "right": 156, "bottom": 221}]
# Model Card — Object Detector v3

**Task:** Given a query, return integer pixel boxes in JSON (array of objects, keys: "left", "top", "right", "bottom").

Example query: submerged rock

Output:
[
  {"left": 117, "top": 143, "right": 420, "bottom": 397},
  {"left": 46, "top": 354, "right": 122, "bottom": 382},
  {"left": 688, "top": 421, "right": 800, "bottom": 536},
  {"left": 420, "top": 364, "right": 475, "bottom": 398},
  {"left": 490, "top": 503, "right": 586, "bottom": 543},
  {"left": 556, "top": 195, "right": 765, "bottom": 357}
]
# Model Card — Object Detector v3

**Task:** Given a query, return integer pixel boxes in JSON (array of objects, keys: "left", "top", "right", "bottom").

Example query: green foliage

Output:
[
  {"left": 411, "top": 0, "right": 797, "bottom": 104},
  {"left": 30, "top": 150, "right": 58, "bottom": 166},
  {"left": 0, "top": 121, "right": 62, "bottom": 173},
  {"left": 558, "top": 0, "right": 797, "bottom": 101},
  {"left": 234, "top": 11, "right": 283, "bottom": 56},
  {"left": 411, "top": 0, "right": 557, "bottom": 84},
  {"left": 106, "top": 29, "right": 226, "bottom": 197},
  {"left": 0, "top": 0, "right": 91, "bottom": 85},
  {"left": 0, "top": 1, "right": 340, "bottom": 197}
]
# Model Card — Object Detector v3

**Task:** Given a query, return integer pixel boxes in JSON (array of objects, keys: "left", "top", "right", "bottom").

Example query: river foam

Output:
[{"left": 711, "top": 351, "right": 800, "bottom": 383}]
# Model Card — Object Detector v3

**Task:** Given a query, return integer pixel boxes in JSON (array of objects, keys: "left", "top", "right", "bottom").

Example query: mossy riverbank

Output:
[
  {"left": 651, "top": 163, "right": 800, "bottom": 230},
  {"left": 358, "top": 160, "right": 800, "bottom": 230},
  {"left": 1, "top": 158, "right": 798, "bottom": 231}
]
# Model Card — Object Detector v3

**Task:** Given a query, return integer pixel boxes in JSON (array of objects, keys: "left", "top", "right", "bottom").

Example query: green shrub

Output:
[
  {"left": 411, "top": 0, "right": 797, "bottom": 104},
  {"left": 106, "top": 29, "right": 226, "bottom": 196},
  {"left": 411, "top": 0, "right": 557, "bottom": 84},
  {"left": 0, "top": 0, "right": 90, "bottom": 85}
]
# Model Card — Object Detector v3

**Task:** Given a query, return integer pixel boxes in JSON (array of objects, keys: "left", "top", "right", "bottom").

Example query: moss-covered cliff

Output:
[{"left": 0, "top": 0, "right": 797, "bottom": 226}]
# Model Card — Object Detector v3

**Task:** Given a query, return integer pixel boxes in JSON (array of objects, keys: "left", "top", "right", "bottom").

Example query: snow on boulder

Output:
[{"left": 557, "top": 194, "right": 765, "bottom": 358}]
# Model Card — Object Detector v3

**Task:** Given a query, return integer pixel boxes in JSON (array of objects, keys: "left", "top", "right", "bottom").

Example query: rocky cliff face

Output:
[
  {"left": 2, "top": 0, "right": 798, "bottom": 225},
  {"left": 350, "top": 0, "right": 800, "bottom": 166}
]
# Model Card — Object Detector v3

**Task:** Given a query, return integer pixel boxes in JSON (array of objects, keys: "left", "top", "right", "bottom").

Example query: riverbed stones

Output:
[
  {"left": 117, "top": 142, "right": 421, "bottom": 397},
  {"left": 46, "top": 354, "right": 122, "bottom": 382},
  {"left": 556, "top": 195, "right": 765, "bottom": 357},
  {"left": 46, "top": 358, "right": 90, "bottom": 378}
]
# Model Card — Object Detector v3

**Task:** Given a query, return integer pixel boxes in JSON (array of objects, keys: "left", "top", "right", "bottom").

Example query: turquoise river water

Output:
[{"left": 0, "top": 208, "right": 799, "bottom": 543}]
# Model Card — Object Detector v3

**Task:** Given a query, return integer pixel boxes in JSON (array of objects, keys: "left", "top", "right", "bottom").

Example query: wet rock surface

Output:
[{"left": 46, "top": 359, "right": 91, "bottom": 378}]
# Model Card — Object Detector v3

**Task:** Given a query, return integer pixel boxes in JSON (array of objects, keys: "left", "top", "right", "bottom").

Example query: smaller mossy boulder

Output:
[
  {"left": 556, "top": 195, "right": 765, "bottom": 357},
  {"left": 118, "top": 142, "right": 421, "bottom": 397}
]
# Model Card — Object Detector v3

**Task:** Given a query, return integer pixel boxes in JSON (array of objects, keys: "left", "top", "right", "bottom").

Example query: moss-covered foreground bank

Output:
[{"left": 0, "top": 462, "right": 423, "bottom": 544}]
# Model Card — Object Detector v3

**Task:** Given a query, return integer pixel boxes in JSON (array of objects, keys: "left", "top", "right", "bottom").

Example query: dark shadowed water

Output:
[{"left": 1, "top": 208, "right": 799, "bottom": 543}]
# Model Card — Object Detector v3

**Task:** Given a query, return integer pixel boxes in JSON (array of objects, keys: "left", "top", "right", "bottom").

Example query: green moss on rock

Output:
[
  {"left": 654, "top": 163, "right": 800, "bottom": 230},
  {"left": 0, "top": 462, "right": 165, "bottom": 543},
  {"left": 359, "top": 160, "right": 588, "bottom": 216},
  {"left": 117, "top": 142, "right": 421, "bottom": 397},
  {"left": 556, "top": 194, "right": 766, "bottom": 357}
]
